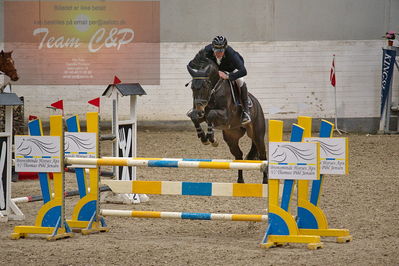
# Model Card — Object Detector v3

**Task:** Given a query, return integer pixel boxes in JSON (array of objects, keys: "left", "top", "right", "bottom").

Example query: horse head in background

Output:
[
  {"left": 186, "top": 50, "right": 268, "bottom": 184},
  {"left": 0, "top": 50, "right": 19, "bottom": 82}
]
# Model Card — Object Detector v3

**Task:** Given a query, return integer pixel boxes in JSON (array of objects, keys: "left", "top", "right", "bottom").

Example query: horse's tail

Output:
[
  {"left": 247, "top": 92, "right": 267, "bottom": 161},
  {"left": 248, "top": 93, "right": 266, "bottom": 128}
]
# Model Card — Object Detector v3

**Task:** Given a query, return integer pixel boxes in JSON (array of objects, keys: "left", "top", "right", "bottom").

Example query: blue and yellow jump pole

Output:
[
  {"left": 25, "top": 118, "right": 52, "bottom": 204},
  {"left": 260, "top": 120, "right": 323, "bottom": 250},
  {"left": 296, "top": 116, "right": 352, "bottom": 243},
  {"left": 11, "top": 115, "right": 73, "bottom": 240},
  {"left": 65, "top": 112, "right": 108, "bottom": 234}
]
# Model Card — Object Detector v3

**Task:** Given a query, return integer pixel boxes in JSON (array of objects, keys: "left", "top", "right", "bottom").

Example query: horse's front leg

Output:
[
  {"left": 187, "top": 110, "right": 210, "bottom": 145},
  {"left": 206, "top": 109, "right": 229, "bottom": 126},
  {"left": 196, "top": 121, "right": 210, "bottom": 145},
  {"left": 237, "top": 170, "right": 244, "bottom": 184},
  {"left": 206, "top": 122, "right": 218, "bottom": 147}
]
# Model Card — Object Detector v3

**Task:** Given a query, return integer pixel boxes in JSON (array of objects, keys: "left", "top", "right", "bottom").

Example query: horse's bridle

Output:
[{"left": 192, "top": 76, "right": 224, "bottom": 104}]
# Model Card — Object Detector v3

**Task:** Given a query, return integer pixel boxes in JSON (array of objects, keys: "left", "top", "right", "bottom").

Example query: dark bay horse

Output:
[
  {"left": 186, "top": 50, "right": 267, "bottom": 184},
  {"left": 0, "top": 50, "right": 19, "bottom": 82}
]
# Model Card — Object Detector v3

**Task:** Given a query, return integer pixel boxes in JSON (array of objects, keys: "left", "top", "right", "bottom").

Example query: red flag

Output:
[
  {"left": 88, "top": 97, "right": 100, "bottom": 107},
  {"left": 28, "top": 115, "right": 38, "bottom": 121},
  {"left": 330, "top": 56, "right": 336, "bottom": 87},
  {"left": 51, "top": 100, "right": 64, "bottom": 110},
  {"left": 113, "top": 75, "right": 121, "bottom": 84}
]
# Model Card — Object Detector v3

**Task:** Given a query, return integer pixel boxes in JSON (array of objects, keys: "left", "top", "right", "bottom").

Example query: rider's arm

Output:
[{"left": 228, "top": 51, "right": 247, "bottom": 81}]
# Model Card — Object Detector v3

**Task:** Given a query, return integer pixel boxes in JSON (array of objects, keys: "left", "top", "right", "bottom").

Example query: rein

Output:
[
  {"left": 192, "top": 76, "right": 224, "bottom": 104},
  {"left": 209, "top": 78, "right": 223, "bottom": 97}
]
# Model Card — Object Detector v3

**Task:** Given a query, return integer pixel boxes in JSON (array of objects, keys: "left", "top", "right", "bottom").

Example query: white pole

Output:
[
  {"left": 333, "top": 55, "right": 345, "bottom": 135},
  {"left": 130, "top": 95, "right": 137, "bottom": 181}
]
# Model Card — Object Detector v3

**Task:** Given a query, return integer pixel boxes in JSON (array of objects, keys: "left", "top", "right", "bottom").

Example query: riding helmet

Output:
[{"left": 212, "top": 36, "right": 228, "bottom": 52}]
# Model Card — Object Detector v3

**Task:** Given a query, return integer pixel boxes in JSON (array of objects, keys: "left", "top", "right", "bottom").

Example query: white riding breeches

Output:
[{"left": 231, "top": 69, "right": 244, "bottom": 87}]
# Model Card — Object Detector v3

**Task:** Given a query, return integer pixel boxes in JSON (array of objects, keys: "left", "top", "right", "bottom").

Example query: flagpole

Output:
[
  {"left": 333, "top": 83, "right": 342, "bottom": 135},
  {"left": 332, "top": 55, "right": 346, "bottom": 135},
  {"left": 333, "top": 54, "right": 340, "bottom": 134}
]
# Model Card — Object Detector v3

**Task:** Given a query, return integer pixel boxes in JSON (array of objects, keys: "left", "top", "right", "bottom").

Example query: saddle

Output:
[{"left": 227, "top": 80, "right": 253, "bottom": 108}]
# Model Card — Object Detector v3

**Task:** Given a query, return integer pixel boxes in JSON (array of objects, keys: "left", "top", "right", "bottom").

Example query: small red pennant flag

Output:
[
  {"left": 28, "top": 115, "right": 38, "bottom": 121},
  {"left": 330, "top": 55, "right": 336, "bottom": 88},
  {"left": 88, "top": 97, "right": 100, "bottom": 107},
  {"left": 50, "top": 100, "right": 64, "bottom": 110},
  {"left": 113, "top": 75, "right": 121, "bottom": 84}
]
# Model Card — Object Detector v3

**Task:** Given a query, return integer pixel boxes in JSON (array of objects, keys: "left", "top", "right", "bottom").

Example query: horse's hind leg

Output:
[
  {"left": 223, "top": 129, "right": 245, "bottom": 183},
  {"left": 245, "top": 140, "right": 268, "bottom": 184},
  {"left": 245, "top": 142, "right": 258, "bottom": 160},
  {"left": 253, "top": 132, "right": 268, "bottom": 184}
]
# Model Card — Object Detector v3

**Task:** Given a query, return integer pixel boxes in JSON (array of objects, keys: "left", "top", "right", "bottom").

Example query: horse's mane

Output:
[{"left": 189, "top": 49, "right": 217, "bottom": 70}]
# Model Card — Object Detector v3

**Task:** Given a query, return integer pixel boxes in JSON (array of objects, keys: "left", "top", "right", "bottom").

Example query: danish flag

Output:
[{"left": 330, "top": 55, "right": 336, "bottom": 88}]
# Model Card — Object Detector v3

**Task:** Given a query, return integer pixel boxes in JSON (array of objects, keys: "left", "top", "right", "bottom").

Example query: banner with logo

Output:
[
  {"left": 380, "top": 49, "right": 396, "bottom": 116},
  {"left": 304, "top": 137, "right": 348, "bottom": 175},
  {"left": 268, "top": 141, "right": 320, "bottom": 180},
  {"left": 14, "top": 136, "right": 61, "bottom": 173},
  {"left": 4, "top": 1, "right": 160, "bottom": 85}
]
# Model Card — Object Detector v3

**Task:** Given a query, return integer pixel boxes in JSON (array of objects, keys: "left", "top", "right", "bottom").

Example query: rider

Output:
[{"left": 193, "top": 35, "right": 251, "bottom": 125}]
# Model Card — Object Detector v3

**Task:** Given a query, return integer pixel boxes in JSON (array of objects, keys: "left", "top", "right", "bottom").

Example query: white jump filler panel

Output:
[
  {"left": 268, "top": 141, "right": 320, "bottom": 180},
  {"left": 14, "top": 136, "right": 62, "bottom": 173},
  {"left": 304, "top": 137, "right": 348, "bottom": 175}
]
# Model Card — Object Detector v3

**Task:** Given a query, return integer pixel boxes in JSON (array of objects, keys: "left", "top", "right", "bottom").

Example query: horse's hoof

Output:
[
  {"left": 211, "top": 141, "right": 219, "bottom": 147},
  {"left": 202, "top": 141, "right": 210, "bottom": 145}
]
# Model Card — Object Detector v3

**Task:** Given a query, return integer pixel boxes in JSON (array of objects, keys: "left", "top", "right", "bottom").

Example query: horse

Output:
[
  {"left": 0, "top": 50, "right": 19, "bottom": 82},
  {"left": 186, "top": 50, "right": 267, "bottom": 184}
]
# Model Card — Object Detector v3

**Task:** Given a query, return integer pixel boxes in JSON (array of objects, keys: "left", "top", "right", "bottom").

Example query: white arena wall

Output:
[{"left": 3, "top": 40, "right": 398, "bottom": 132}]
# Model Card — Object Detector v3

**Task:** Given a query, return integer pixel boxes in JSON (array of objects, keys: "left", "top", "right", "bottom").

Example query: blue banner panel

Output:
[{"left": 380, "top": 49, "right": 397, "bottom": 116}]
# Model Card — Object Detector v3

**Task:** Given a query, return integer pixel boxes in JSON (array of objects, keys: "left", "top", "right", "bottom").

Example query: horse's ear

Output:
[
  {"left": 0, "top": 50, "right": 3, "bottom": 56},
  {"left": 187, "top": 65, "right": 198, "bottom": 77}
]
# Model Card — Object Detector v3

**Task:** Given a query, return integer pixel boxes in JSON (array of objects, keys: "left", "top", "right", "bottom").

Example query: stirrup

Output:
[{"left": 241, "top": 112, "right": 251, "bottom": 124}]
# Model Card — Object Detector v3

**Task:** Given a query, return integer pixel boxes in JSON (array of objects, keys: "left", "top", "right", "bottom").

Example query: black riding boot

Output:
[{"left": 240, "top": 83, "right": 251, "bottom": 125}]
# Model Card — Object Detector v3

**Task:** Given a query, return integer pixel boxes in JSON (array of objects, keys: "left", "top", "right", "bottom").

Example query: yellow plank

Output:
[
  {"left": 232, "top": 183, "right": 264, "bottom": 197},
  {"left": 231, "top": 214, "right": 264, "bottom": 222},
  {"left": 132, "top": 181, "right": 162, "bottom": 194},
  {"left": 13, "top": 226, "right": 66, "bottom": 234},
  {"left": 198, "top": 161, "right": 230, "bottom": 169},
  {"left": 132, "top": 211, "right": 162, "bottom": 218},
  {"left": 97, "top": 158, "right": 128, "bottom": 166}
]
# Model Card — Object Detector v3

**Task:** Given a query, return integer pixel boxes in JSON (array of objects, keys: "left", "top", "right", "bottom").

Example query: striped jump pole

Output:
[
  {"left": 66, "top": 158, "right": 268, "bottom": 171},
  {"left": 101, "top": 180, "right": 272, "bottom": 221},
  {"left": 102, "top": 180, "right": 270, "bottom": 197},
  {"left": 134, "top": 158, "right": 266, "bottom": 163},
  {"left": 101, "top": 210, "right": 268, "bottom": 222},
  {"left": 12, "top": 186, "right": 111, "bottom": 204}
]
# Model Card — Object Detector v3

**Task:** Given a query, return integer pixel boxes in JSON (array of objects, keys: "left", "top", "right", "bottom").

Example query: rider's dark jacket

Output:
[{"left": 199, "top": 44, "right": 247, "bottom": 82}]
